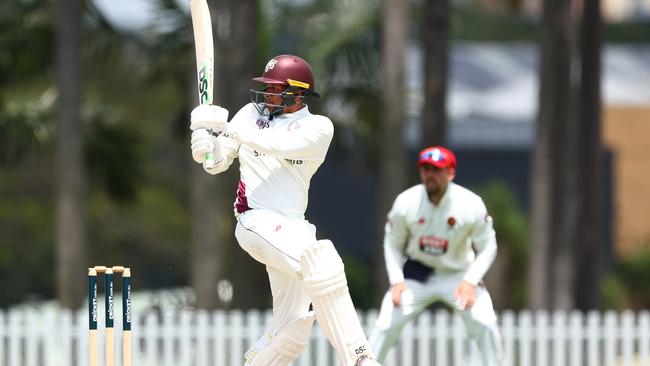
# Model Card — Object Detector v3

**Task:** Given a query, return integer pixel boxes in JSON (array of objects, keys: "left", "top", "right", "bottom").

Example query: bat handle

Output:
[{"left": 204, "top": 152, "right": 215, "bottom": 169}]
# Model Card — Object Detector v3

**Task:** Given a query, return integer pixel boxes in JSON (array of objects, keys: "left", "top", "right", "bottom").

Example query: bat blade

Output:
[
  {"left": 190, "top": 0, "right": 215, "bottom": 167},
  {"left": 190, "top": 0, "right": 214, "bottom": 105}
]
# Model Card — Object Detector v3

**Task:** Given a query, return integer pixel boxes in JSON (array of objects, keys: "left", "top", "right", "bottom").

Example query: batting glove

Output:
[
  {"left": 190, "top": 104, "right": 229, "bottom": 132},
  {"left": 191, "top": 129, "right": 221, "bottom": 164}
]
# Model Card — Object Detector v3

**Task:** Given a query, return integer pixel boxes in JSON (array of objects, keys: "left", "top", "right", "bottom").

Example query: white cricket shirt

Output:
[
  {"left": 384, "top": 182, "right": 497, "bottom": 285},
  {"left": 208, "top": 103, "right": 333, "bottom": 218}
]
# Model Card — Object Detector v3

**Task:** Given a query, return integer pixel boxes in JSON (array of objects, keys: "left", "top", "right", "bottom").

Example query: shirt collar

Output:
[
  {"left": 422, "top": 182, "right": 454, "bottom": 207},
  {"left": 438, "top": 182, "right": 454, "bottom": 206},
  {"left": 276, "top": 105, "right": 310, "bottom": 119}
]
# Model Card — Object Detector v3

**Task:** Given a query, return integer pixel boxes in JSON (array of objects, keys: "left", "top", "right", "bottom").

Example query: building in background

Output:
[{"left": 521, "top": 0, "right": 650, "bottom": 21}]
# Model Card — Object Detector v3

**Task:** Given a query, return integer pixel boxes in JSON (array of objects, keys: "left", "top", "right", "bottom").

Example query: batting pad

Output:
[
  {"left": 301, "top": 240, "right": 371, "bottom": 365},
  {"left": 244, "top": 313, "right": 315, "bottom": 366}
]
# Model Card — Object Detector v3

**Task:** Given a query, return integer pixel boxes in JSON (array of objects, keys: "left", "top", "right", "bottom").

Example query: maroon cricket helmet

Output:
[{"left": 252, "top": 55, "right": 319, "bottom": 97}]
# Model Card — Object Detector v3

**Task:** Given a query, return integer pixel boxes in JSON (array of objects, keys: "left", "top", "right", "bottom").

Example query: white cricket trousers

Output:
[
  {"left": 235, "top": 209, "right": 315, "bottom": 331},
  {"left": 369, "top": 272, "right": 504, "bottom": 365}
]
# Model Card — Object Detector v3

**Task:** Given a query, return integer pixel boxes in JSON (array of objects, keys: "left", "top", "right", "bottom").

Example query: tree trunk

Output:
[
  {"left": 553, "top": 64, "right": 579, "bottom": 310},
  {"left": 55, "top": 0, "right": 86, "bottom": 309},
  {"left": 189, "top": 1, "right": 229, "bottom": 310},
  {"left": 528, "top": 0, "right": 574, "bottom": 310},
  {"left": 550, "top": 0, "right": 579, "bottom": 311},
  {"left": 483, "top": 249, "right": 509, "bottom": 310},
  {"left": 190, "top": 164, "right": 221, "bottom": 309},
  {"left": 422, "top": 0, "right": 450, "bottom": 147},
  {"left": 575, "top": 0, "right": 602, "bottom": 310},
  {"left": 229, "top": 0, "right": 260, "bottom": 107},
  {"left": 222, "top": 0, "right": 268, "bottom": 309},
  {"left": 376, "top": 0, "right": 409, "bottom": 298}
]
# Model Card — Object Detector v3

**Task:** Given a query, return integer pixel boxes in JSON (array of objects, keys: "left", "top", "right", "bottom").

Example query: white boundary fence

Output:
[{"left": 0, "top": 308, "right": 648, "bottom": 366}]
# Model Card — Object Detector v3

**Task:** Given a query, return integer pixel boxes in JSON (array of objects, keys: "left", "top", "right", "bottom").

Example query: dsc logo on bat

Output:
[{"left": 198, "top": 65, "right": 210, "bottom": 104}]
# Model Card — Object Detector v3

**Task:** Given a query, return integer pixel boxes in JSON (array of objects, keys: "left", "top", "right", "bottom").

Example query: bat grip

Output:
[{"left": 204, "top": 152, "right": 215, "bottom": 169}]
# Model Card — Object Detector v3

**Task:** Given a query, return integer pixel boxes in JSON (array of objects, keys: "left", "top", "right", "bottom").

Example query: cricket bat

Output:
[{"left": 190, "top": 0, "right": 215, "bottom": 169}]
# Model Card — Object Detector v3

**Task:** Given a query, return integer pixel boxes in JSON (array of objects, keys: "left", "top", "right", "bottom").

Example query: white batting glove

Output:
[
  {"left": 190, "top": 104, "right": 230, "bottom": 132},
  {"left": 191, "top": 129, "right": 219, "bottom": 164}
]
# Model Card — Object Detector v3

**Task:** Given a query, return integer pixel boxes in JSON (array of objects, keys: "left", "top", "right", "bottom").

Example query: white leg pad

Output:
[
  {"left": 301, "top": 240, "right": 372, "bottom": 366},
  {"left": 244, "top": 313, "right": 315, "bottom": 366}
]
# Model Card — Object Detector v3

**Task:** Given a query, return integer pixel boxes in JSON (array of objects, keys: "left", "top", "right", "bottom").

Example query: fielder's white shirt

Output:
[
  {"left": 384, "top": 182, "right": 497, "bottom": 286},
  {"left": 207, "top": 103, "right": 333, "bottom": 218}
]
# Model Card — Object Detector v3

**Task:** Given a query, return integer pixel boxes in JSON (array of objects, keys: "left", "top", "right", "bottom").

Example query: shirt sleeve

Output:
[
  {"left": 463, "top": 201, "right": 498, "bottom": 285},
  {"left": 234, "top": 116, "right": 333, "bottom": 160},
  {"left": 383, "top": 196, "right": 410, "bottom": 285}
]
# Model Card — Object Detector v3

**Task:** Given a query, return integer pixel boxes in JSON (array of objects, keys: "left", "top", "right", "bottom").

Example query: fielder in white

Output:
[
  {"left": 369, "top": 146, "right": 504, "bottom": 365},
  {"left": 189, "top": 54, "right": 380, "bottom": 366}
]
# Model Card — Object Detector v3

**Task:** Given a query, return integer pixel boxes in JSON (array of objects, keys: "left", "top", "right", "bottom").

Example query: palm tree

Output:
[
  {"left": 189, "top": 0, "right": 267, "bottom": 310},
  {"left": 575, "top": 0, "right": 602, "bottom": 310},
  {"left": 528, "top": 0, "right": 576, "bottom": 310},
  {"left": 303, "top": 0, "right": 383, "bottom": 174},
  {"left": 0, "top": 0, "right": 150, "bottom": 307},
  {"left": 143, "top": 0, "right": 238, "bottom": 310},
  {"left": 187, "top": 0, "right": 227, "bottom": 311},
  {"left": 421, "top": 0, "right": 450, "bottom": 147},
  {"left": 189, "top": 89, "right": 222, "bottom": 309},
  {"left": 219, "top": 0, "right": 269, "bottom": 309},
  {"left": 55, "top": 0, "right": 86, "bottom": 308},
  {"left": 268, "top": 0, "right": 410, "bottom": 300},
  {"left": 377, "top": 0, "right": 409, "bottom": 295}
]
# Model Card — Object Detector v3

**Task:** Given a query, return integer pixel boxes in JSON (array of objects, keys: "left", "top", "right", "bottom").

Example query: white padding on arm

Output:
[
  {"left": 301, "top": 240, "right": 373, "bottom": 366},
  {"left": 245, "top": 313, "right": 315, "bottom": 366}
]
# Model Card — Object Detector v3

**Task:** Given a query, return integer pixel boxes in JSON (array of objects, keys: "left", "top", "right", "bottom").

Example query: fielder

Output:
[
  {"left": 189, "top": 54, "right": 380, "bottom": 366},
  {"left": 369, "top": 146, "right": 504, "bottom": 365}
]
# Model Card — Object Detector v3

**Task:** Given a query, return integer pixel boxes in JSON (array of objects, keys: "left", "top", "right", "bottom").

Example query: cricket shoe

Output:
[{"left": 354, "top": 356, "right": 382, "bottom": 366}]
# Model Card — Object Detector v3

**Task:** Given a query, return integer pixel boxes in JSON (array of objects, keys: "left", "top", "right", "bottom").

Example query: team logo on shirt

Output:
[
  {"left": 256, "top": 117, "right": 270, "bottom": 129},
  {"left": 419, "top": 236, "right": 448, "bottom": 256},
  {"left": 287, "top": 121, "right": 300, "bottom": 131},
  {"left": 417, "top": 217, "right": 426, "bottom": 225},
  {"left": 447, "top": 216, "right": 456, "bottom": 227}
]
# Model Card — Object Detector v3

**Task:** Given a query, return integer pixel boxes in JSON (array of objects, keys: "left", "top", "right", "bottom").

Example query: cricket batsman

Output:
[
  {"left": 369, "top": 146, "right": 504, "bottom": 365},
  {"left": 189, "top": 54, "right": 380, "bottom": 366}
]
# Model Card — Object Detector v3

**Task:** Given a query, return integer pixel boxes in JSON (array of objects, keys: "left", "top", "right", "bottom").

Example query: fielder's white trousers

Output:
[
  {"left": 369, "top": 272, "right": 504, "bottom": 366},
  {"left": 235, "top": 209, "right": 315, "bottom": 331}
]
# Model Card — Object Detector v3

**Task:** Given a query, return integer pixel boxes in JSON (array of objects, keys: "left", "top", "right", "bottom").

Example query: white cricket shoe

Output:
[{"left": 354, "top": 356, "right": 382, "bottom": 366}]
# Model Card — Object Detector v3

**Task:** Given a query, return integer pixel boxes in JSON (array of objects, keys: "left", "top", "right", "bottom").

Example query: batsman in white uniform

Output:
[
  {"left": 189, "top": 54, "right": 380, "bottom": 366},
  {"left": 369, "top": 146, "right": 504, "bottom": 365}
]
